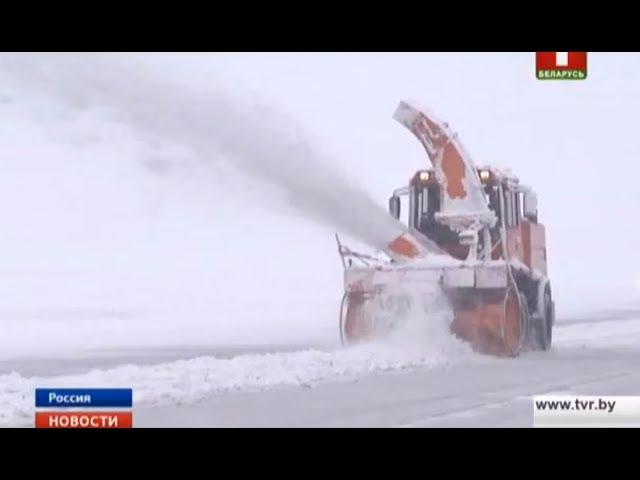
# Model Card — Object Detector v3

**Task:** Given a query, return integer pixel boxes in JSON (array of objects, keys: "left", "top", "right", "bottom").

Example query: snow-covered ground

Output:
[
  {"left": 133, "top": 319, "right": 640, "bottom": 428},
  {"left": 3, "top": 307, "right": 640, "bottom": 427},
  {"left": 1, "top": 53, "right": 640, "bottom": 427},
  {"left": 1, "top": 284, "right": 467, "bottom": 426}
]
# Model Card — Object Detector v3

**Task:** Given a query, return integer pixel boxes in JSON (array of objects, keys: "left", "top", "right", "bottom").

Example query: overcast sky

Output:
[{"left": 135, "top": 52, "right": 640, "bottom": 306}]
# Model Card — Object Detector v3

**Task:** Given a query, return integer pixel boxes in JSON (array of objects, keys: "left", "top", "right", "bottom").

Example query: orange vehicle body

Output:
[{"left": 338, "top": 101, "right": 555, "bottom": 357}]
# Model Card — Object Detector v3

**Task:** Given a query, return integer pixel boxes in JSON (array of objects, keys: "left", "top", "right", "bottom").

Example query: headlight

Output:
[
  {"left": 419, "top": 171, "right": 431, "bottom": 181},
  {"left": 479, "top": 169, "right": 491, "bottom": 181}
]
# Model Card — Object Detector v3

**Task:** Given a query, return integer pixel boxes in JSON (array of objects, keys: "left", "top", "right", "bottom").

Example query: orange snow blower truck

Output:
[{"left": 337, "top": 100, "right": 554, "bottom": 357}]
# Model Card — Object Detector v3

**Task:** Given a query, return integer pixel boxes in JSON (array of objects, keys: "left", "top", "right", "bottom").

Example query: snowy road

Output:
[
  {"left": 3, "top": 307, "right": 640, "bottom": 428},
  {"left": 135, "top": 348, "right": 640, "bottom": 428},
  {"left": 132, "top": 313, "right": 640, "bottom": 428}
]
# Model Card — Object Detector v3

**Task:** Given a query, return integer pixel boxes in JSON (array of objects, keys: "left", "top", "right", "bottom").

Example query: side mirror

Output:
[
  {"left": 523, "top": 191, "right": 538, "bottom": 223},
  {"left": 389, "top": 196, "right": 401, "bottom": 219}
]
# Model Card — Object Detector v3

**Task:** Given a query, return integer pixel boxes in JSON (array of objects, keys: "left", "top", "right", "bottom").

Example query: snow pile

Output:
[
  {"left": 0, "top": 345, "right": 472, "bottom": 427},
  {"left": 0, "top": 286, "right": 470, "bottom": 426},
  {"left": 0, "top": 343, "right": 473, "bottom": 426}
]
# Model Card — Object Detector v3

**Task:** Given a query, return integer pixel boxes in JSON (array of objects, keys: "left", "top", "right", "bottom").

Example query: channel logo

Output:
[
  {"left": 35, "top": 388, "right": 133, "bottom": 429},
  {"left": 536, "top": 52, "right": 587, "bottom": 80}
]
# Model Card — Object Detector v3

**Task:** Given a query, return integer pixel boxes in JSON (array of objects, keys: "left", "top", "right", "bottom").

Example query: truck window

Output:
[
  {"left": 485, "top": 185, "right": 502, "bottom": 223},
  {"left": 504, "top": 189, "right": 513, "bottom": 227}
]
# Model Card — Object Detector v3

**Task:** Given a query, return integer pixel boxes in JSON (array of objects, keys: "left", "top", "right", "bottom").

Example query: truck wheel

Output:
[{"left": 534, "top": 288, "right": 553, "bottom": 351}]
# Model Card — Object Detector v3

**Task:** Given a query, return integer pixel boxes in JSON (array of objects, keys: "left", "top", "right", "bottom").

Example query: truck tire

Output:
[{"left": 534, "top": 288, "right": 553, "bottom": 351}]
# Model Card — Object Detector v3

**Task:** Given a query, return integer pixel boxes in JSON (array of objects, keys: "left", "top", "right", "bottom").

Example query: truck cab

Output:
[{"left": 389, "top": 167, "right": 547, "bottom": 275}]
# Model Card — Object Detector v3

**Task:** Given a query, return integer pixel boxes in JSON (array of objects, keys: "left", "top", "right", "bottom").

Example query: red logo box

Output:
[
  {"left": 35, "top": 411, "right": 133, "bottom": 428},
  {"left": 536, "top": 52, "right": 587, "bottom": 80}
]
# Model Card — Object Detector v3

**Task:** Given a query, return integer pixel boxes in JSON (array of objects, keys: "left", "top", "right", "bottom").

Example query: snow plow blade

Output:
[{"left": 340, "top": 262, "right": 524, "bottom": 357}]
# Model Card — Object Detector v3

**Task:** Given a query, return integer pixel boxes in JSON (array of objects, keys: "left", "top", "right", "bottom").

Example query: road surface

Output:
[{"left": 3, "top": 308, "right": 640, "bottom": 428}]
